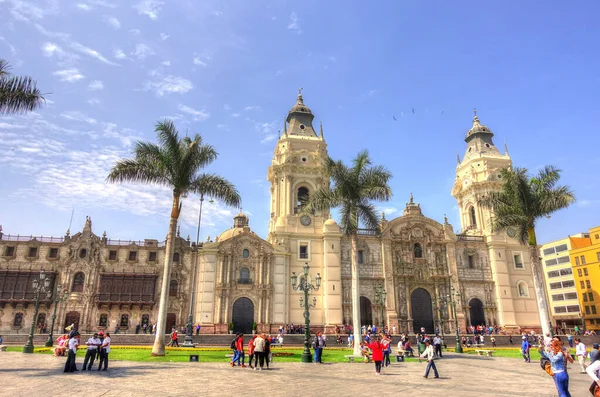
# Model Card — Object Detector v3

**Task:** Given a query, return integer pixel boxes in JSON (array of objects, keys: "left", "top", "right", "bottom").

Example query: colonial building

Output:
[
  {"left": 0, "top": 217, "right": 194, "bottom": 333},
  {"left": 0, "top": 92, "right": 543, "bottom": 335}
]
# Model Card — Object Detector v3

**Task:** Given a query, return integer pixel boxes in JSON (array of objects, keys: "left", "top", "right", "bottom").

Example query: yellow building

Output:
[
  {"left": 570, "top": 226, "right": 600, "bottom": 332},
  {"left": 541, "top": 236, "right": 585, "bottom": 332}
]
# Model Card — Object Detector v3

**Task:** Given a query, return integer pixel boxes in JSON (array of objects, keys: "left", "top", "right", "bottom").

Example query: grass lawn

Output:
[
  {"left": 4, "top": 346, "right": 419, "bottom": 363},
  {"left": 7, "top": 345, "right": 572, "bottom": 363}
]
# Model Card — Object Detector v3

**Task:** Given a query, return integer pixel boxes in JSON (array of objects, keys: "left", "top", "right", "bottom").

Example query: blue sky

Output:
[{"left": 1, "top": 0, "right": 598, "bottom": 245}]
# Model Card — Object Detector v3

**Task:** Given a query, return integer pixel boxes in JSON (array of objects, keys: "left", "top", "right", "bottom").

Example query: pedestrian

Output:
[
  {"left": 368, "top": 336, "right": 384, "bottom": 375},
  {"left": 230, "top": 333, "right": 240, "bottom": 367},
  {"left": 0, "top": 335, "right": 3, "bottom": 346},
  {"left": 312, "top": 331, "right": 326, "bottom": 363},
  {"left": 82, "top": 332, "right": 101, "bottom": 371},
  {"left": 247, "top": 335, "right": 257, "bottom": 369},
  {"left": 585, "top": 357, "right": 600, "bottom": 396},
  {"left": 253, "top": 334, "right": 265, "bottom": 370},
  {"left": 419, "top": 340, "right": 439, "bottom": 379},
  {"left": 590, "top": 343, "right": 600, "bottom": 364},
  {"left": 538, "top": 341, "right": 572, "bottom": 397},
  {"left": 195, "top": 324, "right": 201, "bottom": 335},
  {"left": 575, "top": 338, "right": 588, "bottom": 373},
  {"left": 491, "top": 336, "right": 496, "bottom": 348},
  {"left": 264, "top": 334, "right": 271, "bottom": 369},
  {"left": 521, "top": 336, "right": 531, "bottom": 363},
  {"left": 433, "top": 334, "right": 442, "bottom": 358},
  {"left": 98, "top": 332, "right": 111, "bottom": 371},
  {"left": 235, "top": 333, "right": 246, "bottom": 367},
  {"left": 509, "top": 335, "right": 513, "bottom": 345},
  {"left": 135, "top": 324, "right": 141, "bottom": 334},
  {"left": 63, "top": 331, "right": 80, "bottom": 373},
  {"left": 566, "top": 333, "right": 573, "bottom": 348},
  {"left": 382, "top": 335, "right": 391, "bottom": 367},
  {"left": 169, "top": 329, "right": 179, "bottom": 347}
]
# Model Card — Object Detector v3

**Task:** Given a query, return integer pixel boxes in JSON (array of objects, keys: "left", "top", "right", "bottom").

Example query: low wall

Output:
[{"left": 1, "top": 333, "right": 599, "bottom": 348}]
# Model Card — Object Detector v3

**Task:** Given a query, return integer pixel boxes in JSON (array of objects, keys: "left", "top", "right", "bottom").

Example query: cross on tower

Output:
[
  {"left": 298, "top": 87, "right": 303, "bottom": 96},
  {"left": 473, "top": 107, "right": 478, "bottom": 117}
]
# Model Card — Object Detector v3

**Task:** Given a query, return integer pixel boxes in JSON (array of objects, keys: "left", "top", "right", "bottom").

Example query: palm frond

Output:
[
  {"left": 0, "top": 59, "right": 10, "bottom": 78},
  {"left": 191, "top": 173, "right": 241, "bottom": 208},
  {"left": 0, "top": 74, "right": 45, "bottom": 114},
  {"left": 357, "top": 201, "right": 380, "bottom": 232},
  {"left": 106, "top": 159, "right": 171, "bottom": 186}
]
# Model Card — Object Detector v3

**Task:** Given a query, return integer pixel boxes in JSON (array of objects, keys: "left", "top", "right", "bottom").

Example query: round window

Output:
[
  {"left": 299, "top": 124, "right": 306, "bottom": 130},
  {"left": 242, "top": 249, "right": 249, "bottom": 258},
  {"left": 485, "top": 143, "right": 491, "bottom": 148},
  {"left": 302, "top": 157, "right": 307, "bottom": 162}
]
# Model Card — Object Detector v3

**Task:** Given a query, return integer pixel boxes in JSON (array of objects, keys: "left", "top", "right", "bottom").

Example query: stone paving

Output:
[{"left": 0, "top": 351, "right": 594, "bottom": 397}]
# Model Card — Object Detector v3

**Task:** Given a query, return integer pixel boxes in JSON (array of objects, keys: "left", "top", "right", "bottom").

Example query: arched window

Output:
[
  {"left": 469, "top": 206, "right": 477, "bottom": 227},
  {"left": 517, "top": 281, "right": 528, "bottom": 297},
  {"left": 98, "top": 314, "right": 108, "bottom": 326},
  {"left": 120, "top": 314, "right": 129, "bottom": 327},
  {"left": 414, "top": 243, "right": 423, "bottom": 259},
  {"left": 36, "top": 313, "right": 46, "bottom": 327},
  {"left": 239, "top": 268, "right": 250, "bottom": 284},
  {"left": 297, "top": 186, "right": 309, "bottom": 207},
  {"left": 13, "top": 313, "right": 23, "bottom": 327},
  {"left": 72, "top": 272, "right": 85, "bottom": 293},
  {"left": 79, "top": 248, "right": 87, "bottom": 258},
  {"left": 242, "top": 249, "right": 249, "bottom": 258},
  {"left": 141, "top": 314, "right": 149, "bottom": 326},
  {"left": 169, "top": 280, "right": 178, "bottom": 297},
  {"left": 173, "top": 252, "right": 180, "bottom": 263}
]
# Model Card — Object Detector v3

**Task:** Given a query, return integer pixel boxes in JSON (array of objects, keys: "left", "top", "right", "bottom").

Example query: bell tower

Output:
[
  {"left": 267, "top": 89, "right": 330, "bottom": 238},
  {"left": 452, "top": 109, "right": 539, "bottom": 332},
  {"left": 267, "top": 90, "right": 342, "bottom": 330}
]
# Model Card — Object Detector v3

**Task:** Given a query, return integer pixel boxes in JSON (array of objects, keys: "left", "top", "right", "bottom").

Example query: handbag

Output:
[{"left": 590, "top": 382, "right": 600, "bottom": 397}]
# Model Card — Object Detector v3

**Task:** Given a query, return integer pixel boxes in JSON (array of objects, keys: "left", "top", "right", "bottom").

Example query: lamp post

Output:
[
  {"left": 45, "top": 284, "right": 69, "bottom": 347},
  {"left": 183, "top": 195, "right": 211, "bottom": 347},
  {"left": 23, "top": 270, "right": 52, "bottom": 353},
  {"left": 447, "top": 286, "right": 463, "bottom": 353},
  {"left": 432, "top": 296, "right": 446, "bottom": 348},
  {"left": 374, "top": 283, "right": 387, "bottom": 331},
  {"left": 291, "top": 262, "right": 321, "bottom": 363}
]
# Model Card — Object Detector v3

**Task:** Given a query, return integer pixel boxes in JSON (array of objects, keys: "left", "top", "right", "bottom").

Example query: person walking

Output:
[
  {"left": 382, "top": 335, "right": 391, "bottom": 367},
  {"left": 312, "top": 332, "right": 326, "bottom": 363},
  {"left": 264, "top": 334, "right": 271, "bottom": 369},
  {"left": 590, "top": 343, "right": 600, "bottom": 364},
  {"left": 419, "top": 340, "right": 439, "bottom": 379},
  {"left": 567, "top": 333, "right": 573, "bottom": 348},
  {"left": 491, "top": 336, "right": 496, "bottom": 348},
  {"left": 253, "top": 334, "right": 265, "bottom": 370},
  {"left": 82, "top": 332, "right": 101, "bottom": 371},
  {"left": 98, "top": 332, "right": 111, "bottom": 371},
  {"left": 521, "top": 336, "right": 531, "bottom": 363},
  {"left": 433, "top": 334, "right": 442, "bottom": 358},
  {"left": 368, "top": 336, "right": 384, "bottom": 375},
  {"left": 509, "top": 335, "right": 513, "bottom": 345},
  {"left": 575, "top": 338, "right": 588, "bottom": 373},
  {"left": 235, "top": 334, "right": 246, "bottom": 367},
  {"left": 230, "top": 333, "right": 240, "bottom": 367},
  {"left": 169, "top": 329, "right": 179, "bottom": 347},
  {"left": 63, "top": 331, "right": 80, "bottom": 373},
  {"left": 539, "top": 340, "right": 572, "bottom": 397},
  {"left": 586, "top": 357, "right": 600, "bottom": 396},
  {"left": 247, "top": 335, "right": 257, "bottom": 369}
]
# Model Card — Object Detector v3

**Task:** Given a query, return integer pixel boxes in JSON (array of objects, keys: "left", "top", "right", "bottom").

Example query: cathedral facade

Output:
[{"left": 0, "top": 93, "right": 541, "bottom": 335}]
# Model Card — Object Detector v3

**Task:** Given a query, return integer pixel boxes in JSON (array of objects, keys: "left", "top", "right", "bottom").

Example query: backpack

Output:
[{"left": 230, "top": 338, "right": 236, "bottom": 349}]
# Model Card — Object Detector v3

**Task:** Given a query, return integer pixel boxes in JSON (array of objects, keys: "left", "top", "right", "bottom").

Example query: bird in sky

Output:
[
  {"left": 392, "top": 116, "right": 397, "bottom": 121},
  {"left": 412, "top": 108, "right": 415, "bottom": 114}
]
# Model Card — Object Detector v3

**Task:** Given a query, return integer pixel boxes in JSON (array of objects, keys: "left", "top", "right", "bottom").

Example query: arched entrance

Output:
[
  {"left": 360, "top": 296, "right": 373, "bottom": 326},
  {"left": 410, "top": 288, "right": 434, "bottom": 334},
  {"left": 232, "top": 297, "right": 254, "bottom": 334},
  {"left": 469, "top": 298, "right": 485, "bottom": 326},
  {"left": 64, "top": 311, "right": 80, "bottom": 331}
]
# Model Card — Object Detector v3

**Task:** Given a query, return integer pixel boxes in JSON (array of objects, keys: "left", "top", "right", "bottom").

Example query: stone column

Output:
[{"left": 405, "top": 283, "right": 412, "bottom": 332}]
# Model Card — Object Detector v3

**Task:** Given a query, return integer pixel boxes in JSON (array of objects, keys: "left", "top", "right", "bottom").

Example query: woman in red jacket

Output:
[
  {"left": 368, "top": 335, "right": 384, "bottom": 375},
  {"left": 247, "top": 335, "right": 257, "bottom": 369}
]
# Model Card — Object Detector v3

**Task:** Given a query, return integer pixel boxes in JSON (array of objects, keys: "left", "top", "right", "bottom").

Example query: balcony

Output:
[
  {"left": 357, "top": 228, "right": 377, "bottom": 236},
  {"left": 237, "top": 278, "right": 253, "bottom": 285},
  {"left": 457, "top": 234, "right": 485, "bottom": 242}
]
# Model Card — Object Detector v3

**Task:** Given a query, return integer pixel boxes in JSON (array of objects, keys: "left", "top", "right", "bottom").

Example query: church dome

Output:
[
  {"left": 218, "top": 212, "right": 250, "bottom": 241},
  {"left": 324, "top": 217, "right": 337, "bottom": 226},
  {"left": 466, "top": 113, "right": 493, "bottom": 138},
  {"left": 218, "top": 227, "right": 244, "bottom": 242}
]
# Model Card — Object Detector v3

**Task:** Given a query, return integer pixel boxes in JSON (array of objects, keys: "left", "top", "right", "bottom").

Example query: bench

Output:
[
  {"left": 475, "top": 350, "right": 494, "bottom": 357},
  {"left": 345, "top": 354, "right": 372, "bottom": 363},
  {"left": 270, "top": 342, "right": 283, "bottom": 348},
  {"left": 225, "top": 353, "right": 234, "bottom": 358},
  {"left": 397, "top": 349, "right": 414, "bottom": 357}
]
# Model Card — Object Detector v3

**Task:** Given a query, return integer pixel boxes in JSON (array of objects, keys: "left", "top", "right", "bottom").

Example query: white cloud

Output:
[
  {"left": 77, "top": 4, "right": 91, "bottom": 11},
  {"left": 134, "top": 0, "right": 163, "bottom": 20},
  {"left": 114, "top": 49, "right": 127, "bottom": 59},
  {"left": 70, "top": 42, "right": 119, "bottom": 66},
  {"left": 87, "top": 80, "right": 104, "bottom": 91},
  {"left": 132, "top": 43, "right": 155, "bottom": 59},
  {"left": 328, "top": 56, "right": 337, "bottom": 63},
  {"left": 380, "top": 207, "right": 399, "bottom": 216},
  {"left": 578, "top": 199, "right": 600, "bottom": 208},
  {"left": 41, "top": 42, "right": 79, "bottom": 65},
  {"left": 105, "top": 16, "right": 121, "bottom": 29},
  {"left": 53, "top": 68, "right": 85, "bottom": 83},
  {"left": 216, "top": 124, "right": 228, "bottom": 130},
  {"left": 160, "top": 32, "right": 170, "bottom": 40},
  {"left": 231, "top": 113, "right": 240, "bottom": 118},
  {"left": 87, "top": 98, "right": 101, "bottom": 106},
  {"left": 192, "top": 56, "right": 207, "bottom": 67},
  {"left": 0, "top": 37, "right": 18, "bottom": 56},
  {"left": 129, "top": 28, "right": 141, "bottom": 35},
  {"left": 223, "top": 104, "right": 231, "bottom": 111},
  {"left": 144, "top": 73, "right": 194, "bottom": 96},
  {"left": 244, "top": 105, "right": 260, "bottom": 111},
  {"left": 287, "top": 12, "right": 301, "bottom": 34},
  {"left": 212, "top": 10, "right": 223, "bottom": 16},
  {"left": 7, "top": 0, "right": 59, "bottom": 21},
  {"left": 178, "top": 104, "right": 210, "bottom": 121},
  {"left": 88, "top": 0, "right": 117, "bottom": 8},
  {"left": 161, "top": 60, "right": 171, "bottom": 66},
  {"left": 60, "top": 111, "right": 97, "bottom": 125},
  {"left": 256, "top": 121, "right": 277, "bottom": 144}
]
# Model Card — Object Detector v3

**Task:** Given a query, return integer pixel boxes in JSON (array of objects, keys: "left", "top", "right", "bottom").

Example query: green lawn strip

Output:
[{"left": 5, "top": 346, "right": 420, "bottom": 363}]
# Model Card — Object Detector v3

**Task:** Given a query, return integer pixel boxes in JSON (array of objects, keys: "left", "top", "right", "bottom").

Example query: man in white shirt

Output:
[
  {"left": 433, "top": 335, "right": 443, "bottom": 358},
  {"left": 419, "top": 339, "right": 439, "bottom": 379},
  {"left": 575, "top": 338, "right": 588, "bottom": 373},
  {"left": 82, "top": 333, "right": 101, "bottom": 371},
  {"left": 586, "top": 359, "right": 600, "bottom": 390},
  {"left": 98, "top": 332, "right": 111, "bottom": 371}
]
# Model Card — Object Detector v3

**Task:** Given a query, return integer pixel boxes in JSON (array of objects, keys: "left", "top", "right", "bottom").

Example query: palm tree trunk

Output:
[
  {"left": 151, "top": 194, "right": 181, "bottom": 356},
  {"left": 527, "top": 227, "right": 551, "bottom": 336},
  {"left": 351, "top": 233, "right": 362, "bottom": 356}
]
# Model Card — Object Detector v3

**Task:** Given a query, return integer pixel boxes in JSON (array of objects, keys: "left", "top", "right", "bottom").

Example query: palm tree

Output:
[
  {"left": 107, "top": 119, "right": 241, "bottom": 356},
  {"left": 479, "top": 166, "right": 575, "bottom": 336},
  {"left": 304, "top": 150, "right": 392, "bottom": 356},
  {"left": 0, "top": 59, "right": 45, "bottom": 114}
]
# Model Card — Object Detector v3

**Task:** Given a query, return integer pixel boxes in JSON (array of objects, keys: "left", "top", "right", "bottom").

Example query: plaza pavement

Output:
[{"left": 0, "top": 351, "right": 594, "bottom": 397}]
